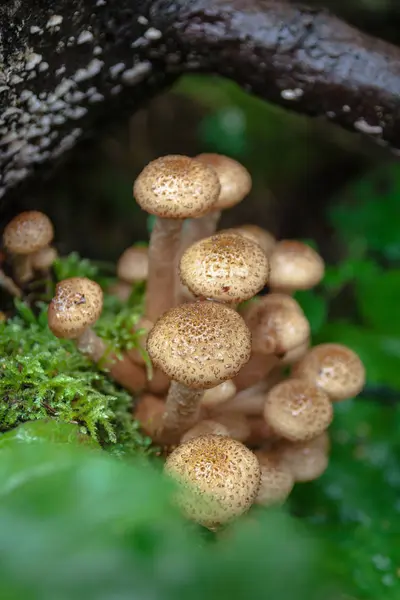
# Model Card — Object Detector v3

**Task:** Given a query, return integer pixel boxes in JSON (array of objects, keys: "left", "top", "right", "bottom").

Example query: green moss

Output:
[{"left": 0, "top": 253, "right": 154, "bottom": 457}]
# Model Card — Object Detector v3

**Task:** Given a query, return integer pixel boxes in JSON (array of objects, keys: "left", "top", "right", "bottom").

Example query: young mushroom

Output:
[
  {"left": 234, "top": 294, "right": 310, "bottom": 390},
  {"left": 254, "top": 451, "right": 294, "bottom": 507},
  {"left": 147, "top": 301, "right": 252, "bottom": 443},
  {"left": 179, "top": 231, "right": 269, "bottom": 304},
  {"left": 133, "top": 155, "right": 220, "bottom": 322},
  {"left": 3, "top": 211, "right": 54, "bottom": 283},
  {"left": 181, "top": 420, "right": 231, "bottom": 443},
  {"left": 275, "top": 432, "right": 330, "bottom": 482},
  {"left": 164, "top": 434, "right": 261, "bottom": 529},
  {"left": 222, "top": 225, "right": 276, "bottom": 256},
  {"left": 113, "top": 245, "right": 149, "bottom": 301},
  {"left": 292, "top": 343, "right": 366, "bottom": 401},
  {"left": 200, "top": 380, "right": 237, "bottom": 409},
  {"left": 264, "top": 379, "right": 333, "bottom": 442},
  {"left": 269, "top": 240, "right": 325, "bottom": 294},
  {"left": 48, "top": 277, "right": 145, "bottom": 393}
]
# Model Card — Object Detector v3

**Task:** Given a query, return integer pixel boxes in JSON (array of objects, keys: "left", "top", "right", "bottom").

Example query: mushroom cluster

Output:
[{"left": 1, "top": 152, "right": 366, "bottom": 531}]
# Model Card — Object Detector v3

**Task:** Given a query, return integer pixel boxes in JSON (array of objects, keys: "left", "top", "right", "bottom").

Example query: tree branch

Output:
[{"left": 1, "top": 0, "right": 400, "bottom": 203}]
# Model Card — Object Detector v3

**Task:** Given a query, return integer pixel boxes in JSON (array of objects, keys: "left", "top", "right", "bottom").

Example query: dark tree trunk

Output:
[{"left": 1, "top": 0, "right": 400, "bottom": 204}]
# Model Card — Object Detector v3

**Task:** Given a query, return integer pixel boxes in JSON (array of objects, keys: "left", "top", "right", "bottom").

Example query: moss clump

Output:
[{"left": 0, "top": 253, "right": 153, "bottom": 457}]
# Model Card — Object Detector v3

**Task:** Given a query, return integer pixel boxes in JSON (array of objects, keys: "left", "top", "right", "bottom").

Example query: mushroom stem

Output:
[
  {"left": 161, "top": 381, "right": 203, "bottom": 443},
  {"left": 76, "top": 328, "right": 146, "bottom": 393},
  {"left": 0, "top": 269, "right": 22, "bottom": 297},
  {"left": 180, "top": 210, "right": 221, "bottom": 255},
  {"left": 13, "top": 255, "right": 34, "bottom": 284},
  {"left": 146, "top": 218, "right": 182, "bottom": 322}
]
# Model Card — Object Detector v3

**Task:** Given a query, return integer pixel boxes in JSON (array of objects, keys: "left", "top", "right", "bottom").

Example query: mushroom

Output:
[
  {"left": 181, "top": 420, "right": 231, "bottom": 443},
  {"left": 179, "top": 231, "right": 269, "bottom": 304},
  {"left": 212, "top": 373, "right": 283, "bottom": 416},
  {"left": 133, "top": 155, "right": 220, "bottom": 322},
  {"left": 134, "top": 393, "right": 165, "bottom": 441},
  {"left": 164, "top": 434, "right": 261, "bottom": 529},
  {"left": 3, "top": 211, "right": 54, "bottom": 283},
  {"left": 276, "top": 432, "right": 330, "bottom": 482},
  {"left": 30, "top": 245, "right": 58, "bottom": 273},
  {"left": 269, "top": 240, "right": 325, "bottom": 294},
  {"left": 264, "top": 379, "right": 333, "bottom": 442},
  {"left": 254, "top": 451, "right": 294, "bottom": 506},
  {"left": 292, "top": 343, "right": 366, "bottom": 401},
  {"left": 201, "top": 380, "right": 237, "bottom": 409},
  {"left": 182, "top": 154, "right": 252, "bottom": 245},
  {"left": 113, "top": 245, "right": 149, "bottom": 301},
  {"left": 222, "top": 225, "right": 276, "bottom": 256},
  {"left": 234, "top": 294, "right": 310, "bottom": 390},
  {"left": 48, "top": 277, "right": 145, "bottom": 393},
  {"left": 146, "top": 301, "right": 251, "bottom": 443},
  {"left": 280, "top": 337, "right": 310, "bottom": 366},
  {"left": 211, "top": 412, "right": 251, "bottom": 442}
]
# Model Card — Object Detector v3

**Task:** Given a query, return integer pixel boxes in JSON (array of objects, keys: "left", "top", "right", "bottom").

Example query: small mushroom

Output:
[
  {"left": 181, "top": 420, "right": 230, "bottom": 443},
  {"left": 254, "top": 451, "right": 294, "bottom": 506},
  {"left": 276, "top": 433, "right": 330, "bottom": 482},
  {"left": 179, "top": 231, "right": 269, "bottom": 304},
  {"left": 222, "top": 225, "right": 276, "bottom": 256},
  {"left": 147, "top": 301, "right": 251, "bottom": 443},
  {"left": 269, "top": 240, "right": 325, "bottom": 294},
  {"left": 234, "top": 294, "right": 310, "bottom": 390},
  {"left": 134, "top": 155, "right": 220, "bottom": 322},
  {"left": 134, "top": 393, "right": 165, "bottom": 441},
  {"left": 264, "top": 379, "right": 333, "bottom": 442},
  {"left": 164, "top": 434, "right": 261, "bottom": 529},
  {"left": 30, "top": 245, "right": 58, "bottom": 272},
  {"left": 292, "top": 343, "right": 366, "bottom": 401},
  {"left": 3, "top": 211, "right": 54, "bottom": 283},
  {"left": 48, "top": 277, "right": 145, "bottom": 392},
  {"left": 114, "top": 245, "right": 149, "bottom": 300},
  {"left": 214, "top": 373, "right": 283, "bottom": 416},
  {"left": 211, "top": 412, "right": 251, "bottom": 442},
  {"left": 281, "top": 337, "right": 310, "bottom": 366},
  {"left": 201, "top": 380, "right": 237, "bottom": 409}
]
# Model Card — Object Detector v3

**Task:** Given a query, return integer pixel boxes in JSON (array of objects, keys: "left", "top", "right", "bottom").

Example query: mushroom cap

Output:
[
  {"left": 292, "top": 343, "right": 366, "bottom": 401},
  {"left": 3, "top": 211, "right": 54, "bottom": 255},
  {"left": 269, "top": 240, "right": 325, "bottom": 291},
  {"left": 31, "top": 246, "right": 58, "bottom": 270},
  {"left": 117, "top": 246, "right": 148, "bottom": 283},
  {"left": 277, "top": 435, "right": 329, "bottom": 482},
  {"left": 164, "top": 434, "right": 261, "bottom": 528},
  {"left": 212, "top": 412, "right": 251, "bottom": 442},
  {"left": 280, "top": 338, "right": 310, "bottom": 366},
  {"left": 179, "top": 232, "right": 269, "bottom": 303},
  {"left": 133, "top": 155, "right": 220, "bottom": 219},
  {"left": 195, "top": 153, "right": 252, "bottom": 210},
  {"left": 201, "top": 380, "right": 237, "bottom": 408},
  {"left": 254, "top": 451, "right": 294, "bottom": 506},
  {"left": 228, "top": 225, "right": 276, "bottom": 256},
  {"left": 264, "top": 379, "right": 333, "bottom": 442},
  {"left": 48, "top": 277, "right": 103, "bottom": 339},
  {"left": 147, "top": 302, "right": 251, "bottom": 389},
  {"left": 244, "top": 294, "right": 310, "bottom": 355},
  {"left": 181, "top": 420, "right": 230, "bottom": 443}
]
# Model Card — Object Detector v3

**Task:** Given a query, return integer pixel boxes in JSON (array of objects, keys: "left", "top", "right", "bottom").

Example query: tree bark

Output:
[{"left": 1, "top": 0, "right": 400, "bottom": 203}]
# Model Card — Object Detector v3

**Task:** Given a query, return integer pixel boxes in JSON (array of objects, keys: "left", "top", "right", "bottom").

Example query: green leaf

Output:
[
  {"left": 316, "top": 322, "right": 400, "bottom": 391},
  {"left": 355, "top": 269, "right": 400, "bottom": 335},
  {"left": 0, "top": 420, "right": 99, "bottom": 450},
  {"left": 0, "top": 441, "right": 342, "bottom": 600},
  {"left": 293, "top": 291, "right": 327, "bottom": 335}
]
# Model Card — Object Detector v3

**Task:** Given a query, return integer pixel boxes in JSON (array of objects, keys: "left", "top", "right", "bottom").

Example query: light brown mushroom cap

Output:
[
  {"left": 195, "top": 153, "right": 252, "bottom": 210},
  {"left": 117, "top": 246, "right": 148, "bottom": 283},
  {"left": 269, "top": 240, "right": 325, "bottom": 291},
  {"left": 229, "top": 225, "right": 276, "bottom": 256},
  {"left": 264, "top": 379, "right": 333, "bottom": 442},
  {"left": 212, "top": 412, "right": 251, "bottom": 442},
  {"left": 48, "top": 277, "right": 103, "bottom": 339},
  {"left": 31, "top": 246, "right": 58, "bottom": 270},
  {"left": 292, "top": 343, "right": 366, "bottom": 401},
  {"left": 179, "top": 232, "right": 269, "bottom": 303},
  {"left": 244, "top": 294, "right": 310, "bottom": 355},
  {"left": 277, "top": 435, "right": 329, "bottom": 482},
  {"left": 133, "top": 155, "right": 220, "bottom": 219},
  {"left": 3, "top": 211, "right": 54, "bottom": 255},
  {"left": 147, "top": 302, "right": 251, "bottom": 389},
  {"left": 201, "top": 380, "right": 237, "bottom": 408},
  {"left": 164, "top": 434, "right": 261, "bottom": 528},
  {"left": 181, "top": 420, "right": 230, "bottom": 443},
  {"left": 281, "top": 338, "right": 310, "bottom": 366},
  {"left": 254, "top": 451, "right": 294, "bottom": 506}
]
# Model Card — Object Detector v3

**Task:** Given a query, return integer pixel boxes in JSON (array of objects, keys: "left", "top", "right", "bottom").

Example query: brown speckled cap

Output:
[
  {"left": 48, "top": 277, "right": 103, "bottom": 339},
  {"left": 3, "top": 211, "right": 54, "bottom": 255},
  {"left": 179, "top": 232, "right": 269, "bottom": 303},
  {"left": 229, "top": 225, "right": 276, "bottom": 256},
  {"left": 254, "top": 451, "right": 294, "bottom": 506},
  {"left": 133, "top": 155, "right": 220, "bottom": 219},
  {"left": 117, "top": 246, "right": 148, "bottom": 283},
  {"left": 292, "top": 343, "right": 366, "bottom": 401},
  {"left": 264, "top": 379, "right": 333, "bottom": 442},
  {"left": 164, "top": 434, "right": 261, "bottom": 528},
  {"left": 147, "top": 301, "right": 251, "bottom": 389},
  {"left": 244, "top": 294, "right": 310, "bottom": 355},
  {"left": 195, "top": 153, "right": 252, "bottom": 210},
  {"left": 269, "top": 240, "right": 325, "bottom": 291}
]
